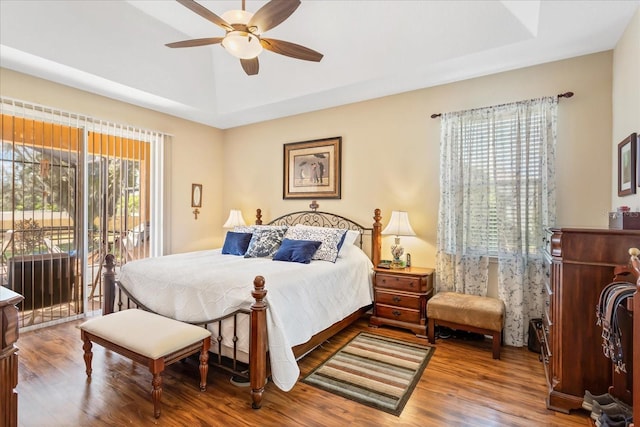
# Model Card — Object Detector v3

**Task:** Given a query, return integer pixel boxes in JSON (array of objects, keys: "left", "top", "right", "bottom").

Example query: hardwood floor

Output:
[{"left": 17, "top": 316, "right": 590, "bottom": 426}]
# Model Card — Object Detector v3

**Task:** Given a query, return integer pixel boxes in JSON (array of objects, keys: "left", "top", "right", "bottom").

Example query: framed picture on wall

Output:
[
  {"left": 617, "top": 133, "right": 637, "bottom": 196},
  {"left": 191, "top": 183, "right": 202, "bottom": 207},
  {"left": 283, "top": 137, "right": 342, "bottom": 199}
]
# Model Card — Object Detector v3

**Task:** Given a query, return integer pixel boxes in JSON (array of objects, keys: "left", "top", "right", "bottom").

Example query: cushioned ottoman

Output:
[
  {"left": 427, "top": 292, "right": 505, "bottom": 359},
  {"left": 80, "top": 309, "right": 211, "bottom": 418}
]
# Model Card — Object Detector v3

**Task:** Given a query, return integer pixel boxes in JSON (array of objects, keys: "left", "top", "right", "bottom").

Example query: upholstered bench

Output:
[
  {"left": 80, "top": 309, "right": 211, "bottom": 418},
  {"left": 427, "top": 292, "right": 505, "bottom": 359}
]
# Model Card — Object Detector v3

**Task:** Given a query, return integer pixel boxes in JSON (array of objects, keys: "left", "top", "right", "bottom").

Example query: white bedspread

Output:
[{"left": 117, "top": 243, "right": 373, "bottom": 391}]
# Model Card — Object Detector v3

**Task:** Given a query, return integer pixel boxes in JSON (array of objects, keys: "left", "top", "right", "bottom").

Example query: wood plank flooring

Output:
[{"left": 16, "top": 316, "right": 590, "bottom": 426}]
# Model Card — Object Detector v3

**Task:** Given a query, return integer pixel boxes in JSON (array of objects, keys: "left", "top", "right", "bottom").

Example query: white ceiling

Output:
[{"left": 1, "top": 0, "right": 638, "bottom": 129}]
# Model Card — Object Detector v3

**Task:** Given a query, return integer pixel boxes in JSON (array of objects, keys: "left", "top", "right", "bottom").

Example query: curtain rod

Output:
[{"left": 430, "top": 91, "right": 574, "bottom": 119}]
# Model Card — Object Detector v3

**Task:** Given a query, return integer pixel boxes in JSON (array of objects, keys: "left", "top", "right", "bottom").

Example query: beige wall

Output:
[
  {"left": 0, "top": 50, "right": 618, "bottom": 268},
  {"left": 0, "top": 68, "right": 224, "bottom": 254},
  {"left": 223, "top": 52, "right": 614, "bottom": 269},
  {"left": 612, "top": 7, "right": 640, "bottom": 210}
]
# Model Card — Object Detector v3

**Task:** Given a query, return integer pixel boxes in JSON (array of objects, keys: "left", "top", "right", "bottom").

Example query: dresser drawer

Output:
[
  {"left": 374, "top": 290, "right": 421, "bottom": 310},
  {"left": 375, "top": 303, "right": 421, "bottom": 324},
  {"left": 375, "top": 273, "right": 424, "bottom": 292}
]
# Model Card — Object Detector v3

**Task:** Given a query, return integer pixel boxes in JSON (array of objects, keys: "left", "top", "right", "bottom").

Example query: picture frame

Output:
[
  {"left": 617, "top": 133, "right": 637, "bottom": 196},
  {"left": 191, "top": 183, "right": 202, "bottom": 207},
  {"left": 283, "top": 137, "right": 342, "bottom": 200}
]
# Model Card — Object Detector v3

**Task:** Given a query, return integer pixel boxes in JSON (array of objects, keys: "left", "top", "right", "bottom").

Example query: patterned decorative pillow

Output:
[
  {"left": 234, "top": 225, "right": 258, "bottom": 233},
  {"left": 295, "top": 223, "right": 356, "bottom": 251},
  {"left": 244, "top": 226, "right": 288, "bottom": 258},
  {"left": 284, "top": 226, "right": 347, "bottom": 262},
  {"left": 234, "top": 225, "right": 287, "bottom": 233}
]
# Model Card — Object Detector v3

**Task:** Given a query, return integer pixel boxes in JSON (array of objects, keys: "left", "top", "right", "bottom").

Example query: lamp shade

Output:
[
  {"left": 221, "top": 31, "right": 263, "bottom": 59},
  {"left": 220, "top": 10, "right": 263, "bottom": 59},
  {"left": 223, "top": 209, "right": 247, "bottom": 228},
  {"left": 381, "top": 211, "right": 416, "bottom": 237}
]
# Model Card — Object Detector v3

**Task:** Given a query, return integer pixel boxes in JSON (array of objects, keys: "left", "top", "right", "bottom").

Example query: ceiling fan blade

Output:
[
  {"left": 248, "top": 0, "right": 301, "bottom": 33},
  {"left": 166, "top": 37, "right": 224, "bottom": 48},
  {"left": 260, "top": 38, "right": 323, "bottom": 62},
  {"left": 176, "top": 0, "right": 233, "bottom": 31},
  {"left": 241, "top": 57, "right": 259, "bottom": 76}
]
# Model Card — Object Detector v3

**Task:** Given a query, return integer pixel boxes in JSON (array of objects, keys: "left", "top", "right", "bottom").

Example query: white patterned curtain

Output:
[{"left": 436, "top": 97, "right": 557, "bottom": 346}]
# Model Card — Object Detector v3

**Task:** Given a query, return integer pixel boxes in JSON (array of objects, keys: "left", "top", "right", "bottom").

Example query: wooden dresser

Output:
[
  {"left": 542, "top": 227, "right": 640, "bottom": 413},
  {"left": 1, "top": 287, "right": 24, "bottom": 427},
  {"left": 369, "top": 266, "right": 434, "bottom": 337}
]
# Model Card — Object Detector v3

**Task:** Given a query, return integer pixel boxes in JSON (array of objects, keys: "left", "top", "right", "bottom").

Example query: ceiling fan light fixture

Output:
[
  {"left": 222, "top": 31, "right": 263, "bottom": 59},
  {"left": 170, "top": 0, "right": 322, "bottom": 75},
  {"left": 221, "top": 9, "right": 253, "bottom": 26}
]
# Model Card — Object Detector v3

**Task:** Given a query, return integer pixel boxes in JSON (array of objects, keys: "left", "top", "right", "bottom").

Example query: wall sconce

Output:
[
  {"left": 381, "top": 210, "right": 416, "bottom": 268},
  {"left": 223, "top": 209, "right": 247, "bottom": 228},
  {"left": 191, "top": 184, "right": 202, "bottom": 220}
]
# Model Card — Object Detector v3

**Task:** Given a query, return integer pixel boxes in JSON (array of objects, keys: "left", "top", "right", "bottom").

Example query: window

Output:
[
  {"left": 436, "top": 96, "right": 557, "bottom": 347},
  {"left": 461, "top": 113, "right": 545, "bottom": 255},
  {"left": 438, "top": 99, "right": 556, "bottom": 259}
]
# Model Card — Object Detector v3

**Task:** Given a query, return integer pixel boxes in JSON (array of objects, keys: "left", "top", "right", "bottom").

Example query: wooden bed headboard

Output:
[{"left": 254, "top": 207, "right": 382, "bottom": 267}]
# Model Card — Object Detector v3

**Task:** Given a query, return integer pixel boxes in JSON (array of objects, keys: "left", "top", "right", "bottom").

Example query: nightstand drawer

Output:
[
  {"left": 375, "top": 273, "right": 422, "bottom": 292},
  {"left": 374, "top": 290, "right": 421, "bottom": 310},
  {"left": 375, "top": 304, "right": 421, "bottom": 324},
  {"left": 370, "top": 266, "right": 433, "bottom": 337}
]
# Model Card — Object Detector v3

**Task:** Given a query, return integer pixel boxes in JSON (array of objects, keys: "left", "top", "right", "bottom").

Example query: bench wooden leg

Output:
[
  {"left": 151, "top": 372, "right": 162, "bottom": 419},
  {"left": 492, "top": 331, "right": 501, "bottom": 359},
  {"left": 428, "top": 318, "right": 436, "bottom": 344},
  {"left": 199, "top": 338, "right": 210, "bottom": 391},
  {"left": 81, "top": 332, "right": 93, "bottom": 377}
]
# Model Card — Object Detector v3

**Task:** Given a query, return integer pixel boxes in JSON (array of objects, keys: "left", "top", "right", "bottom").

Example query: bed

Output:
[{"left": 102, "top": 207, "right": 383, "bottom": 408}]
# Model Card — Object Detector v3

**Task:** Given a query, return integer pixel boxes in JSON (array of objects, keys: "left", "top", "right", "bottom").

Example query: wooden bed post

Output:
[
  {"left": 250, "top": 275, "right": 267, "bottom": 409},
  {"left": 372, "top": 209, "right": 382, "bottom": 268},
  {"left": 102, "top": 254, "right": 116, "bottom": 315},
  {"left": 255, "top": 209, "right": 262, "bottom": 225}
]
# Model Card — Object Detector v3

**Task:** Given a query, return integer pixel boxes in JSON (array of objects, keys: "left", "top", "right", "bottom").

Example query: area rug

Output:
[{"left": 302, "top": 332, "right": 434, "bottom": 416}]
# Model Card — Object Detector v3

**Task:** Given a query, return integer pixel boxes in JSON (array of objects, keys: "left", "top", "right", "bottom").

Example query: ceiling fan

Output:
[{"left": 166, "top": 0, "right": 323, "bottom": 76}]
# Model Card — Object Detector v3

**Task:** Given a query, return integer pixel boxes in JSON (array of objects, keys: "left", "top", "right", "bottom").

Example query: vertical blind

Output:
[{"left": 0, "top": 96, "right": 167, "bottom": 329}]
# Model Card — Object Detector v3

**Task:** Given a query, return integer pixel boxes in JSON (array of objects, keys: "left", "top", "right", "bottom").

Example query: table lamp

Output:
[
  {"left": 223, "top": 209, "right": 247, "bottom": 228},
  {"left": 381, "top": 211, "right": 416, "bottom": 268}
]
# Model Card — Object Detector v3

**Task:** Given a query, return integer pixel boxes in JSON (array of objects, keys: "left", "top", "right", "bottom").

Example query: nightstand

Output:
[{"left": 369, "top": 266, "right": 434, "bottom": 337}]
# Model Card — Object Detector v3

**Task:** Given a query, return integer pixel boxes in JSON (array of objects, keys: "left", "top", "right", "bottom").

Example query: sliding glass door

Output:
[
  {"left": 1, "top": 114, "right": 83, "bottom": 327},
  {"left": 1, "top": 98, "right": 163, "bottom": 329},
  {"left": 86, "top": 132, "right": 150, "bottom": 313}
]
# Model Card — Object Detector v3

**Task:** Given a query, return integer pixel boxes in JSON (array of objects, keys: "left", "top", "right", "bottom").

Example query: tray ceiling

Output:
[{"left": 1, "top": 1, "right": 638, "bottom": 129}]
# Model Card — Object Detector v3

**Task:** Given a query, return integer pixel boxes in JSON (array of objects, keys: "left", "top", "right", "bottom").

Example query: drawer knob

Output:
[
  {"left": 392, "top": 310, "right": 401, "bottom": 317},
  {"left": 392, "top": 296, "right": 401, "bottom": 303}
]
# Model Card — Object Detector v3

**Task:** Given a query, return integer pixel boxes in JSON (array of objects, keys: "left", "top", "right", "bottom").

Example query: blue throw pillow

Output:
[
  {"left": 273, "top": 239, "right": 322, "bottom": 264},
  {"left": 222, "top": 231, "right": 253, "bottom": 256}
]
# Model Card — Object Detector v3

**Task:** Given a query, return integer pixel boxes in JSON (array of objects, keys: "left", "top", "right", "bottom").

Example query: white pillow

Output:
[{"left": 342, "top": 229, "right": 360, "bottom": 246}]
